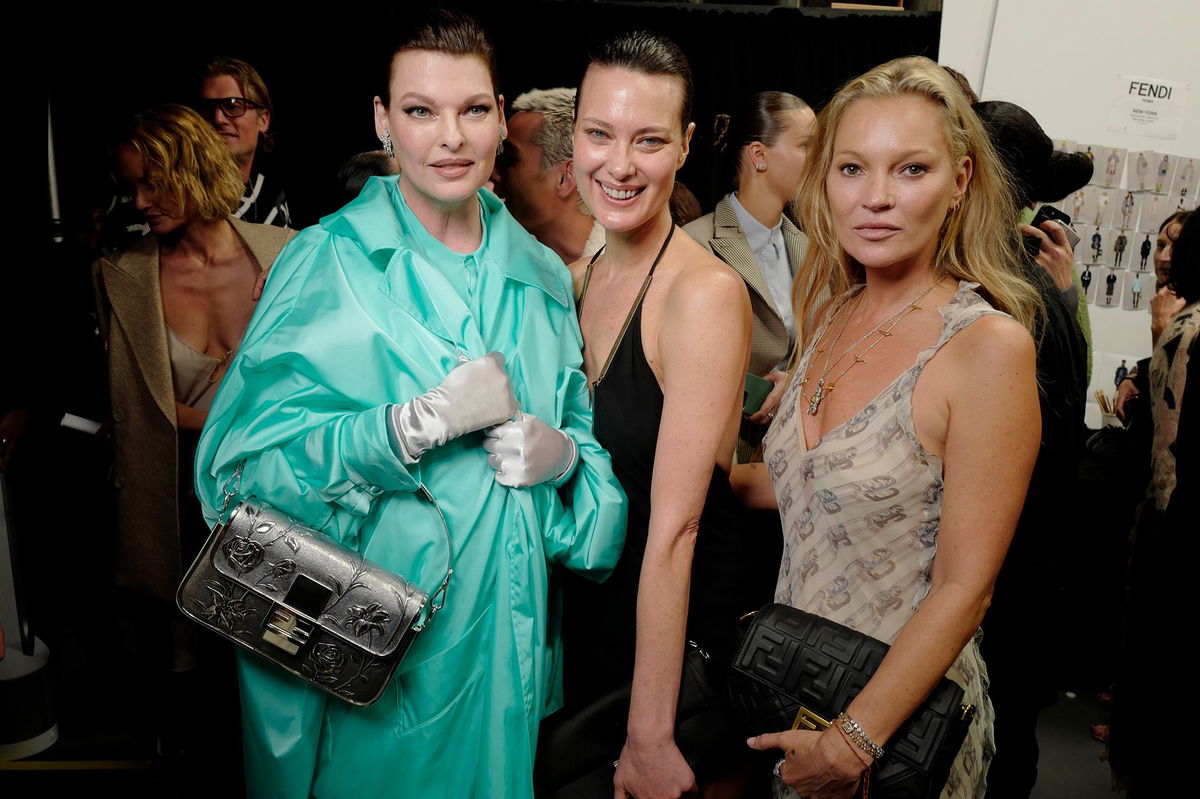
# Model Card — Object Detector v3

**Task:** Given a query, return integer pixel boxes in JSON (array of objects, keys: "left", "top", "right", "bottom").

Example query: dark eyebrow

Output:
[
  {"left": 395, "top": 92, "right": 494, "bottom": 107},
  {"left": 580, "top": 118, "right": 672, "bottom": 138},
  {"left": 396, "top": 92, "right": 435, "bottom": 105}
]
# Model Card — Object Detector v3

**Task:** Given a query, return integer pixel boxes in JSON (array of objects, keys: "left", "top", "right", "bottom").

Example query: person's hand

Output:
[
  {"left": 614, "top": 736, "right": 697, "bottom": 799},
  {"left": 389, "top": 352, "right": 519, "bottom": 462},
  {"left": 1019, "top": 219, "right": 1075, "bottom": 291},
  {"left": 483, "top": 412, "right": 577, "bottom": 487},
  {"left": 0, "top": 408, "right": 31, "bottom": 473},
  {"left": 1114, "top": 377, "right": 1140, "bottom": 422},
  {"left": 1150, "top": 287, "right": 1186, "bottom": 344},
  {"left": 747, "top": 727, "right": 868, "bottom": 799},
  {"left": 252, "top": 268, "right": 270, "bottom": 301},
  {"left": 747, "top": 370, "right": 791, "bottom": 425}
]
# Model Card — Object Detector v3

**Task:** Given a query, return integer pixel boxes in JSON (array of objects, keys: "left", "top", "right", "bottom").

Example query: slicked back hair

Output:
[
  {"left": 382, "top": 7, "right": 498, "bottom": 106},
  {"left": 576, "top": 31, "right": 693, "bottom": 133},
  {"left": 713, "top": 90, "right": 811, "bottom": 188}
]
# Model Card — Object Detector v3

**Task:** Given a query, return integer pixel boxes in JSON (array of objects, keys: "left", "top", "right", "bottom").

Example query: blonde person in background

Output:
[
  {"left": 197, "top": 57, "right": 291, "bottom": 227},
  {"left": 92, "top": 104, "right": 293, "bottom": 765}
]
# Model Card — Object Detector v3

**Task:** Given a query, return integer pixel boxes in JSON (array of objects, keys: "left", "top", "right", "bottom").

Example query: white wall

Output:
[
  {"left": 940, "top": 0, "right": 1200, "bottom": 426},
  {"left": 938, "top": 0, "right": 999, "bottom": 92}
]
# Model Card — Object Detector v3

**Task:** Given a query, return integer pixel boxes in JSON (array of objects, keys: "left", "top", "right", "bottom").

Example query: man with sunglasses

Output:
[{"left": 198, "top": 57, "right": 291, "bottom": 228}]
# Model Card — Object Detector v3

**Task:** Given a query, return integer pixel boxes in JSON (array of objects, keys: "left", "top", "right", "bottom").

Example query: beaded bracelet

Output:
[{"left": 837, "top": 712, "right": 885, "bottom": 760}]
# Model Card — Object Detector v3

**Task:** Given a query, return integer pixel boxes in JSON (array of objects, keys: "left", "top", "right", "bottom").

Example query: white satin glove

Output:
[
  {"left": 389, "top": 352, "right": 519, "bottom": 463},
  {"left": 483, "top": 412, "right": 578, "bottom": 488}
]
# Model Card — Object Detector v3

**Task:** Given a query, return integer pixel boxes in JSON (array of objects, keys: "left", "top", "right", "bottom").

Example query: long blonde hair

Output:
[{"left": 792, "top": 56, "right": 1039, "bottom": 352}]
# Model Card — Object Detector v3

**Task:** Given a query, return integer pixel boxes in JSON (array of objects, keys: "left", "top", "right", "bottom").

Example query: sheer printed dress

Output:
[{"left": 762, "top": 281, "right": 999, "bottom": 799}]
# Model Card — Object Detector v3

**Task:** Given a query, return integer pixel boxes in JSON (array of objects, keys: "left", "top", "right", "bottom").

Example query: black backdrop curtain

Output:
[{"left": 46, "top": 1, "right": 939, "bottom": 232}]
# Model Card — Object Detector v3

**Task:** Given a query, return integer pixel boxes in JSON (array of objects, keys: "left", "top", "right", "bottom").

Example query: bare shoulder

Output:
[
  {"left": 940, "top": 313, "right": 1035, "bottom": 378},
  {"left": 666, "top": 233, "right": 748, "bottom": 310}
]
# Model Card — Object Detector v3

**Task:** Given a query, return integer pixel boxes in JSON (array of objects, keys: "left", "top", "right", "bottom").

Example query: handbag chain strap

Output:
[
  {"left": 216, "top": 459, "right": 452, "bottom": 629},
  {"left": 216, "top": 459, "right": 246, "bottom": 526},
  {"left": 414, "top": 483, "right": 452, "bottom": 630}
]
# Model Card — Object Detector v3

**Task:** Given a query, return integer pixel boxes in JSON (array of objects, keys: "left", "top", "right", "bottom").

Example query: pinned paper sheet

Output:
[{"left": 1107, "top": 74, "right": 1189, "bottom": 140}]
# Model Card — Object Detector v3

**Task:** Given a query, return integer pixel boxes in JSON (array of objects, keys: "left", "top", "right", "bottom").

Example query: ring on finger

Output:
[{"left": 772, "top": 757, "right": 785, "bottom": 779}]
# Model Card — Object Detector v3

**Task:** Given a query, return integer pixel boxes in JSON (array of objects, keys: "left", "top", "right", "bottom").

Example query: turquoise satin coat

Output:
[{"left": 194, "top": 177, "right": 626, "bottom": 798}]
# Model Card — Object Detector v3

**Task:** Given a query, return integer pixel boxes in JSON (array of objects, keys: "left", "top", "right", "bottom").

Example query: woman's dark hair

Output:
[
  {"left": 576, "top": 31, "right": 693, "bottom": 132},
  {"left": 1166, "top": 210, "right": 1198, "bottom": 302},
  {"left": 712, "top": 91, "right": 810, "bottom": 188},
  {"left": 670, "top": 180, "right": 702, "bottom": 226},
  {"left": 973, "top": 100, "right": 1093, "bottom": 209},
  {"left": 1159, "top": 208, "right": 1191, "bottom": 235},
  {"left": 381, "top": 8, "right": 497, "bottom": 106},
  {"left": 337, "top": 150, "right": 398, "bottom": 201}
]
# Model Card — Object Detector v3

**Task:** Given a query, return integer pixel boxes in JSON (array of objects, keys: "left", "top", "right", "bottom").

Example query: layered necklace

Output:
[{"left": 799, "top": 276, "right": 945, "bottom": 416}]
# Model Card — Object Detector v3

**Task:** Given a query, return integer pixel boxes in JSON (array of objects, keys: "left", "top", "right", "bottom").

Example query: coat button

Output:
[{"left": 113, "top": 411, "right": 124, "bottom": 422}]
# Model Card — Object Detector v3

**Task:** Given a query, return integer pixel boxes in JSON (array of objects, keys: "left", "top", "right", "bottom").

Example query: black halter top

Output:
[{"left": 560, "top": 233, "right": 767, "bottom": 705}]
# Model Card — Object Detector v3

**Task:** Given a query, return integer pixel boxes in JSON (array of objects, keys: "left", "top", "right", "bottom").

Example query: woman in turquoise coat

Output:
[{"left": 193, "top": 11, "right": 625, "bottom": 797}]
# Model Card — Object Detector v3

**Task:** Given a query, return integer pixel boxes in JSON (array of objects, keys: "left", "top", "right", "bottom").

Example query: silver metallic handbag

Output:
[{"left": 177, "top": 464, "right": 451, "bottom": 706}]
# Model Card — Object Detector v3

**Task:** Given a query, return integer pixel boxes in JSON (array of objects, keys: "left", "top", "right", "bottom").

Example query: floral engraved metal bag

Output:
[{"left": 177, "top": 463, "right": 452, "bottom": 706}]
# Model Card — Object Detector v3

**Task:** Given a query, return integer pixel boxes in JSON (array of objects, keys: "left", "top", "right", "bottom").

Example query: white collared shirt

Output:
[{"left": 729, "top": 192, "right": 796, "bottom": 339}]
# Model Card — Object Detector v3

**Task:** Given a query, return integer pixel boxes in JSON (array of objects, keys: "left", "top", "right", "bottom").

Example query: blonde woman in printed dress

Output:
[{"left": 734, "top": 56, "right": 1042, "bottom": 799}]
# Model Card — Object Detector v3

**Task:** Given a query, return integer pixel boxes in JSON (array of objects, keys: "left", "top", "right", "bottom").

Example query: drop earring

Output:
[
  {"left": 381, "top": 129, "right": 394, "bottom": 159},
  {"left": 497, "top": 127, "right": 506, "bottom": 156}
]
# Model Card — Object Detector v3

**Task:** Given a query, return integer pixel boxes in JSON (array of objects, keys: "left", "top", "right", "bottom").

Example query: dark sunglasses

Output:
[{"left": 197, "top": 96, "right": 266, "bottom": 119}]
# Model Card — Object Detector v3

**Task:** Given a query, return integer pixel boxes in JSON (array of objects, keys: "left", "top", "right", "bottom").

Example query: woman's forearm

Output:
[
  {"left": 176, "top": 401, "right": 208, "bottom": 431},
  {"left": 841, "top": 580, "right": 990, "bottom": 747},
  {"left": 731, "top": 462, "right": 778, "bottom": 510},
  {"left": 626, "top": 521, "right": 698, "bottom": 743}
]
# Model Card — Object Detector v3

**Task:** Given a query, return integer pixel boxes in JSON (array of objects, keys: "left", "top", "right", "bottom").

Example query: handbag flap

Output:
[
  {"left": 731, "top": 604, "right": 969, "bottom": 777},
  {"left": 732, "top": 603, "right": 885, "bottom": 707},
  {"left": 210, "top": 498, "right": 428, "bottom": 659}
]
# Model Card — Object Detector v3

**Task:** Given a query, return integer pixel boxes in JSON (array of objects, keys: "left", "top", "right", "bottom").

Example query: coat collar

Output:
[
  {"left": 102, "top": 234, "right": 174, "bottom": 421},
  {"left": 321, "top": 176, "right": 571, "bottom": 310},
  {"left": 708, "top": 195, "right": 777, "bottom": 314},
  {"left": 781, "top": 213, "right": 805, "bottom": 284}
]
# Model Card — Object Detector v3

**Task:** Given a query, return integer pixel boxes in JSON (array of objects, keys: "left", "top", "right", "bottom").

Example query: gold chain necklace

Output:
[{"left": 799, "top": 276, "right": 945, "bottom": 416}]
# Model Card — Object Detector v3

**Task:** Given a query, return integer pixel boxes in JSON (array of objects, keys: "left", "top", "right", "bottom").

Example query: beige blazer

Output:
[{"left": 92, "top": 217, "right": 294, "bottom": 601}]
